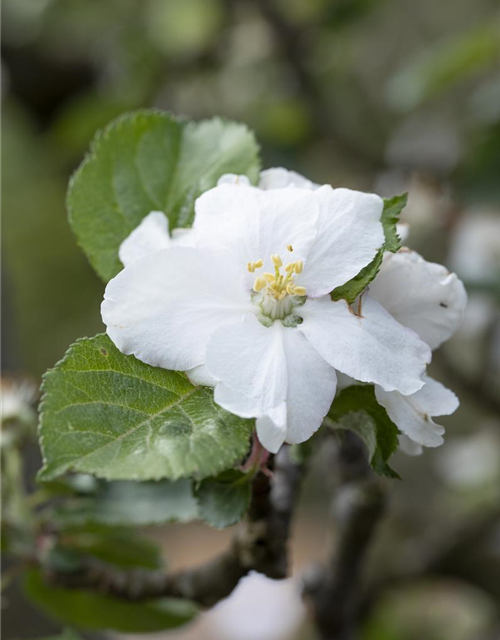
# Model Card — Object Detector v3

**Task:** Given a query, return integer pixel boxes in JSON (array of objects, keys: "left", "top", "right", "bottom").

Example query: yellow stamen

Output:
[
  {"left": 247, "top": 258, "right": 264, "bottom": 273},
  {"left": 293, "top": 286, "right": 307, "bottom": 296},
  {"left": 271, "top": 254, "right": 283, "bottom": 268},
  {"left": 287, "top": 245, "right": 294, "bottom": 252},
  {"left": 294, "top": 260, "right": 304, "bottom": 274},
  {"left": 253, "top": 276, "right": 267, "bottom": 292}
]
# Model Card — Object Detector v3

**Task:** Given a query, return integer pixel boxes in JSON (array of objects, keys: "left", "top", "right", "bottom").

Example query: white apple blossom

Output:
[
  {"left": 102, "top": 168, "right": 432, "bottom": 453},
  {"left": 366, "top": 250, "right": 466, "bottom": 454}
]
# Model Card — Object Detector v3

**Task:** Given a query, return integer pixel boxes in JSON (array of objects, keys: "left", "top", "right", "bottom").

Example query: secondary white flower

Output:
[
  {"left": 102, "top": 169, "right": 431, "bottom": 453},
  {"left": 368, "top": 250, "right": 467, "bottom": 452}
]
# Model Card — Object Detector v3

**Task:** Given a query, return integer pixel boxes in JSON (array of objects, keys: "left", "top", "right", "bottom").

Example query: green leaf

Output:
[
  {"left": 331, "top": 194, "right": 407, "bottom": 304},
  {"left": 54, "top": 529, "right": 164, "bottom": 570},
  {"left": 195, "top": 470, "right": 252, "bottom": 529},
  {"left": 381, "top": 193, "right": 407, "bottom": 253},
  {"left": 21, "top": 628, "right": 83, "bottom": 640},
  {"left": 24, "top": 569, "right": 197, "bottom": 633},
  {"left": 68, "top": 110, "right": 261, "bottom": 282},
  {"left": 328, "top": 385, "right": 400, "bottom": 478},
  {"left": 38, "top": 335, "right": 253, "bottom": 482},
  {"left": 51, "top": 479, "right": 199, "bottom": 528}
]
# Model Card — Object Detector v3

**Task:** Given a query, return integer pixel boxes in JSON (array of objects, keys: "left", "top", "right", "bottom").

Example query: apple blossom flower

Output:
[
  {"left": 254, "top": 169, "right": 467, "bottom": 454},
  {"left": 102, "top": 169, "right": 431, "bottom": 453}
]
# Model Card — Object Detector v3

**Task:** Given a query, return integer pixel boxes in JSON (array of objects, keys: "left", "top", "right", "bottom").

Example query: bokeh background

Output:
[{"left": 2, "top": 0, "right": 500, "bottom": 639}]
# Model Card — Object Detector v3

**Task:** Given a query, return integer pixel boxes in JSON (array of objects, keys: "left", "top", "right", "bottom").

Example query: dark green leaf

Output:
[
  {"left": 381, "top": 193, "right": 407, "bottom": 253},
  {"left": 24, "top": 569, "right": 197, "bottom": 633},
  {"left": 195, "top": 470, "right": 252, "bottom": 529},
  {"left": 20, "top": 628, "right": 83, "bottom": 640},
  {"left": 328, "top": 385, "right": 400, "bottom": 478},
  {"left": 68, "top": 110, "right": 261, "bottom": 281},
  {"left": 38, "top": 335, "right": 253, "bottom": 482},
  {"left": 55, "top": 529, "right": 164, "bottom": 570},
  {"left": 51, "top": 479, "right": 198, "bottom": 527},
  {"left": 331, "top": 194, "right": 407, "bottom": 304}
]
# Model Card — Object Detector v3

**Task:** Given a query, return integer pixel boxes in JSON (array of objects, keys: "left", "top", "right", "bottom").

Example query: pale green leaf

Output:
[
  {"left": 51, "top": 479, "right": 199, "bottom": 527},
  {"left": 24, "top": 569, "right": 197, "bottom": 633},
  {"left": 38, "top": 335, "right": 253, "bottom": 482},
  {"left": 68, "top": 109, "right": 261, "bottom": 282}
]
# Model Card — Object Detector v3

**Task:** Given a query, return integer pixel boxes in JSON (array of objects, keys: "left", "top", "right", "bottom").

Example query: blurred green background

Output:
[{"left": 2, "top": 0, "right": 500, "bottom": 639}]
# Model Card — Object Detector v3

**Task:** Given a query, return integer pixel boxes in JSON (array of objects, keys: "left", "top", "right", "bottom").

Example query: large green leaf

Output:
[
  {"left": 24, "top": 569, "right": 197, "bottom": 633},
  {"left": 328, "top": 385, "right": 400, "bottom": 478},
  {"left": 68, "top": 110, "right": 261, "bottom": 281},
  {"left": 195, "top": 470, "right": 252, "bottom": 529},
  {"left": 38, "top": 335, "right": 253, "bottom": 482},
  {"left": 51, "top": 479, "right": 199, "bottom": 527},
  {"left": 331, "top": 194, "right": 407, "bottom": 304}
]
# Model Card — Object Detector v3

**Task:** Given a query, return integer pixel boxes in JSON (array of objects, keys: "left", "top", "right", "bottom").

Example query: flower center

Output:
[{"left": 247, "top": 246, "right": 307, "bottom": 325}]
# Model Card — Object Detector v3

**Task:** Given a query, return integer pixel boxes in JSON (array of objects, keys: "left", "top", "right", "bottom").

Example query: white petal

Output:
[
  {"left": 206, "top": 316, "right": 288, "bottom": 418},
  {"left": 256, "top": 404, "right": 288, "bottom": 454},
  {"left": 193, "top": 184, "right": 319, "bottom": 284},
  {"left": 298, "top": 186, "right": 384, "bottom": 297},
  {"left": 186, "top": 365, "right": 217, "bottom": 387},
  {"left": 398, "top": 434, "right": 423, "bottom": 456},
  {"left": 119, "top": 211, "right": 171, "bottom": 267},
  {"left": 280, "top": 327, "right": 337, "bottom": 444},
  {"left": 102, "top": 247, "right": 254, "bottom": 371},
  {"left": 258, "top": 167, "right": 318, "bottom": 190},
  {"left": 299, "top": 295, "right": 431, "bottom": 395},
  {"left": 369, "top": 250, "right": 467, "bottom": 349},
  {"left": 217, "top": 174, "right": 251, "bottom": 187},
  {"left": 375, "top": 376, "right": 459, "bottom": 447},
  {"left": 208, "top": 321, "right": 337, "bottom": 452}
]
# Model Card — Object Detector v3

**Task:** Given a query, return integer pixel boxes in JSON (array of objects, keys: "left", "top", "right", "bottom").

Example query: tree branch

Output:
[
  {"left": 41, "top": 447, "right": 302, "bottom": 608},
  {"left": 303, "top": 431, "right": 387, "bottom": 640}
]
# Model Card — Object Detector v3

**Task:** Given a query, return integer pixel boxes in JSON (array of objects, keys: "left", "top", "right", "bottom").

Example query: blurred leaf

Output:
[
  {"left": 147, "top": 0, "right": 224, "bottom": 56},
  {"left": 195, "top": 470, "right": 252, "bottom": 529},
  {"left": 21, "top": 628, "right": 83, "bottom": 640},
  {"left": 331, "top": 194, "right": 406, "bottom": 303},
  {"left": 68, "top": 109, "right": 260, "bottom": 282},
  {"left": 55, "top": 528, "right": 164, "bottom": 570},
  {"left": 38, "top": 334, "right": 253, "bottom": 482},
  {"left": 52, "top": 479, "right": 198, "bottom": 527},
  {"left": 388, "top": 22, "right": 500, "bottom": 110},
  {"left": 328, "top": 385, "right": 400, "bottom": 478},
  {"left": 24, "top": 568, "right": 198, "bottom": 633}
]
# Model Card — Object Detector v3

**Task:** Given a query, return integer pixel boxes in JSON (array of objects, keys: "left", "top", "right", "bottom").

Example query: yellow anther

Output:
[
  {"left": 287, "top": 245, "right": 294, "bottom": 252},
  {"left": 253, "top": 276, "right": 267, "bottom": 292},
  {"left": 247, "top": 259, "right": 264, "bottom": 273},
  {"left": 285, "top": 263, "right": 294, "bottom": 272},
  {"left": 286, "top": 283, "right": 295, "bottom": 295},
  {"left": 293, "top": 286, "right": 307, "bottom": 296},
  {"left": 294, "top": 260, "right": 304, "bottom": 274},
  {"left": 263, "top": 272, "right": 275, "bottom": 283},
  {"left": 271, "top": 254, "right": 283, "bottom": 268}
]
